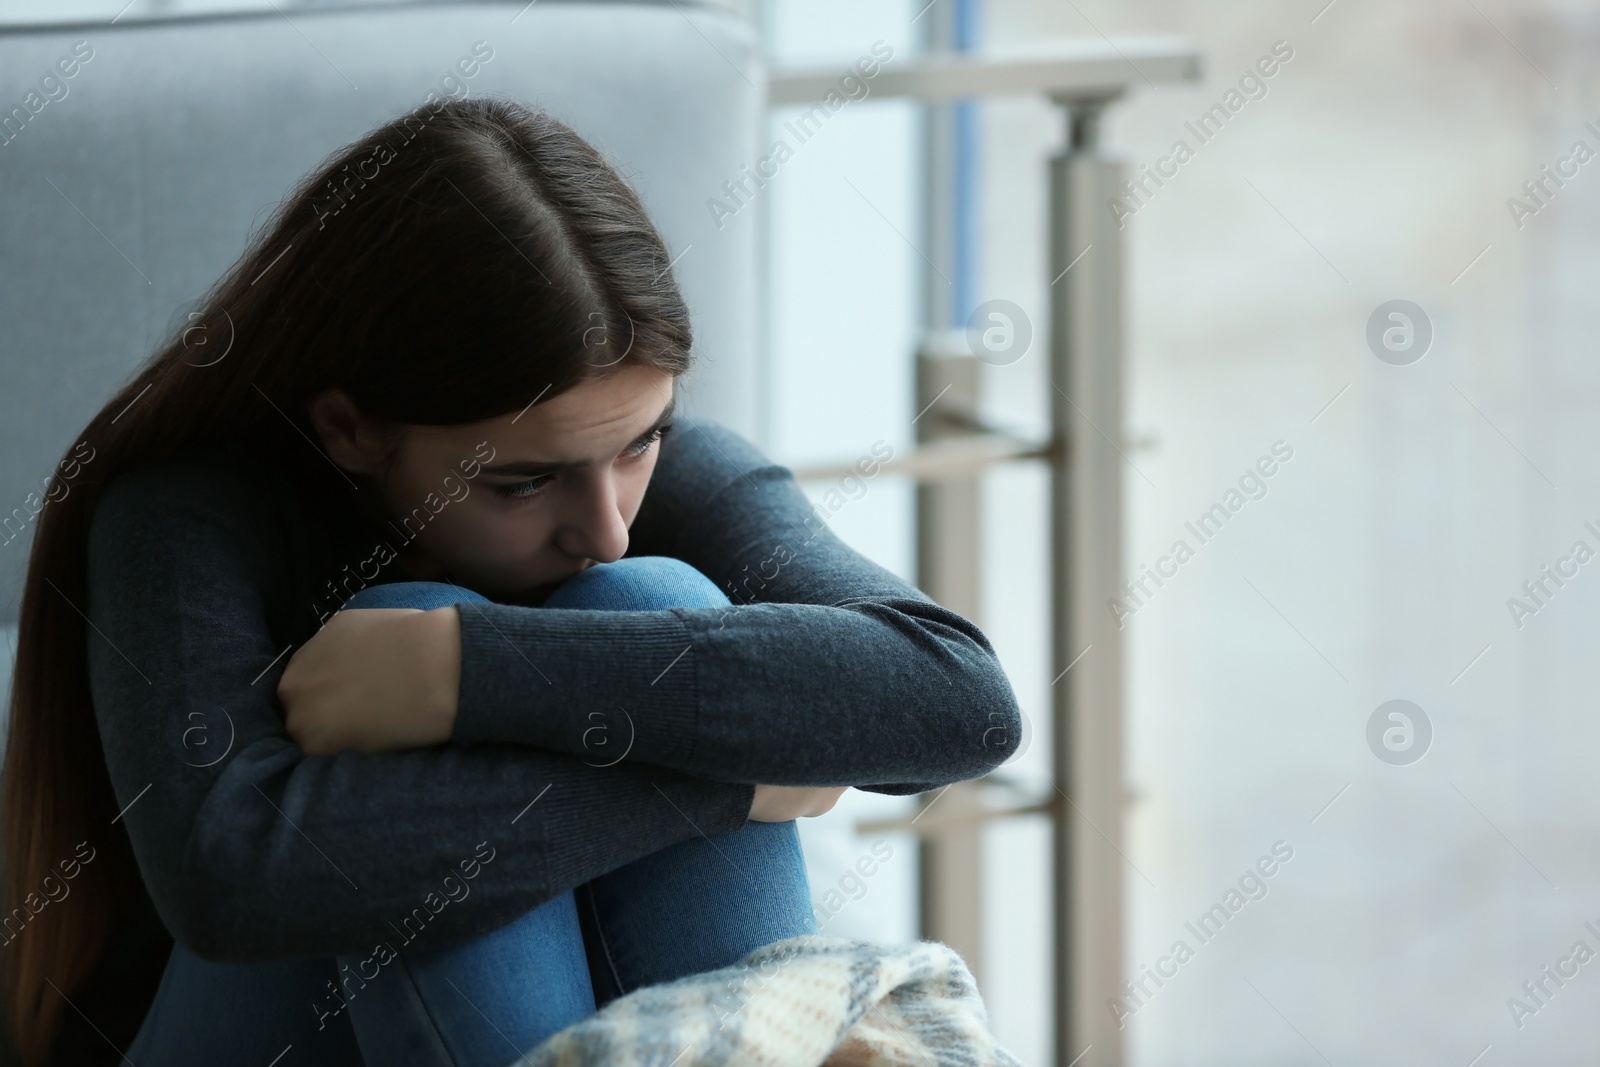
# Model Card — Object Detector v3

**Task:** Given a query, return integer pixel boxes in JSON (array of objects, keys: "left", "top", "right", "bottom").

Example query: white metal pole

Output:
[{"left": 1050, "top": 96, "right": 1126, "bottom": 1067}]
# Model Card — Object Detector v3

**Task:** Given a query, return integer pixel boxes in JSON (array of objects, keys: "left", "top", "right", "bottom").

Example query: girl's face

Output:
[{"left": 309, "top": 363, "right": 676, "bottom": 605}]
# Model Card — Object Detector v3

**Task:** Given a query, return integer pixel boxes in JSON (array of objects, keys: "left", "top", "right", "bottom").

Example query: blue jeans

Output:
[{"left": 126, "top": 556, "right": 814, "bottom": 1067}]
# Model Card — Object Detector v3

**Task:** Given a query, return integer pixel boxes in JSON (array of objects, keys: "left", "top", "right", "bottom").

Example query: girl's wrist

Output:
[{"left": 417, "top": 605, "right": 463, "bottom": 743}]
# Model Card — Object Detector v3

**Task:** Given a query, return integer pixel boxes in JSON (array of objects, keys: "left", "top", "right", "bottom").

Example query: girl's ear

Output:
[{"left": 305, "top": 387, "right": 391, "bottom": 476}]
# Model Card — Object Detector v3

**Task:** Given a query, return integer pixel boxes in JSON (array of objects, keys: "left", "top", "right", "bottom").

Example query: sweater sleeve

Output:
[
  {"left": 84, "top": 453, "right": 754, "bottom": 965},
  {"left": 451, "top": 416, "right": 1023, "bottom": 794}
]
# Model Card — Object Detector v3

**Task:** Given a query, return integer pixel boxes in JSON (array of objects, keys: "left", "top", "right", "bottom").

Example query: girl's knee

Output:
[
  {"left": 338, "top": 580, "right": 491, "bottom": 613},
  {"left": 617, "top": 555, "right": 724, "bottom": 595},
  {"left": 545, "top": 556, "right": 730, "bottom": 611},
  {"left": 337, "top": 560, "right": 731, "bottom": 614}
]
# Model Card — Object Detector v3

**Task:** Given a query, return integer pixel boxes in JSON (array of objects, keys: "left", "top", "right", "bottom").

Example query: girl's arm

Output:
[
  {"left": 274, "top": 606, "right": 847, "bottom": 820},
  {"left": 84, "top": 452, "right": 755, "bottom": 964},
  {"left": 447, "top": 416, "right": 1024, "bottom": 793}
]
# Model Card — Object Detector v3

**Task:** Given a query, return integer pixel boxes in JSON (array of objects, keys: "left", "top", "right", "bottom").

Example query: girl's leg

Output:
[
  {"left": 336, "top": 892, "right": 595, "bottom": 1067},
  {"left": 578, "top": 818, "right": 816, "bottom": 1002},
  {"left": 333, "top": 560, "right": 815, "bottom": 1061},
  {"left": 125, "top": 947, "right": 364, "bottom": 1066},
  {"left": 333, "top": 579, "right": 596, "bottom": 1067},
  {"left": 540, "top": 558, "right": 818, "bottom": 1002}
]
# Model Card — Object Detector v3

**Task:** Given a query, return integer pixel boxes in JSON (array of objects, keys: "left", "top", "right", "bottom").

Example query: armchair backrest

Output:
[{"left": 0, "top": 0, "right": 766, "bottom": 632}]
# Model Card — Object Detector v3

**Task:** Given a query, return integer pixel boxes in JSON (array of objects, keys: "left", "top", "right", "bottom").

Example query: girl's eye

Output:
[
  {"left": 494, "top": 475, "right": 553, "bottom": 500},
  {"left": 627, "top": 423, "right": 672, "bottom": 457},
  {"left": 492, "top": 424, "right": 671, "bottom": 501}
]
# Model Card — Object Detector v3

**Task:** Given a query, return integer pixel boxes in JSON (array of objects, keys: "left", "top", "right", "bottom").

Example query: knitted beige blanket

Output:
[{"left": 515, "top": 935, "right": 1022, "bottom": 1067}]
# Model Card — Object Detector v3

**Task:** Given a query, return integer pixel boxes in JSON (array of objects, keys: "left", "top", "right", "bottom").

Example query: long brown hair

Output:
[{"left": 1, "top": 94, "right": 692, "bottom": 1064}]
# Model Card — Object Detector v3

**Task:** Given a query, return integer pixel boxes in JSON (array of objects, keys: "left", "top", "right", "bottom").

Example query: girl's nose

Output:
[{"left": 555, "top": 474, "right": 630, "bottom": 563}]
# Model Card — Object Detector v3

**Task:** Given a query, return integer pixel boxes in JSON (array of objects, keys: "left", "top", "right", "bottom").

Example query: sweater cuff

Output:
[{"left": 451, "top": 602, "right": 704, "bottom": 769}]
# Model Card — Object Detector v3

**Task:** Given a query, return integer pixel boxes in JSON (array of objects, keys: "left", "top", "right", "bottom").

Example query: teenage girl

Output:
[{"left": 1, "top": 96, "right": 1021, "bottom": 1066}]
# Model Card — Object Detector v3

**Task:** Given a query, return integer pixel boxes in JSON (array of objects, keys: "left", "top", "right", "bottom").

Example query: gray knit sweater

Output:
[{"left": 75, "top": 414, "right": 1020, "bottom": 1053}]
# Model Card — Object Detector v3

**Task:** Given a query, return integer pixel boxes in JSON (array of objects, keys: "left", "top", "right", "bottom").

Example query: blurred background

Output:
[{"left": 7, "top": 0, "right": 1600, "bottom": 1064}]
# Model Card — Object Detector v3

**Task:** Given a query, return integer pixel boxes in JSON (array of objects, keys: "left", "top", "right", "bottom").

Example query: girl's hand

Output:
[
  {"left": 748, "top": 785, "right": 847, "bottom": 822},
  {"left": 278, "top": 606, "right": 461, "bottom": 756}
]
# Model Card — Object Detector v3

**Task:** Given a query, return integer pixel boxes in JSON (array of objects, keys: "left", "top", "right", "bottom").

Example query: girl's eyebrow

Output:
[{"left": 479, "top": 394, "right": 677, "bottom": 477}]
